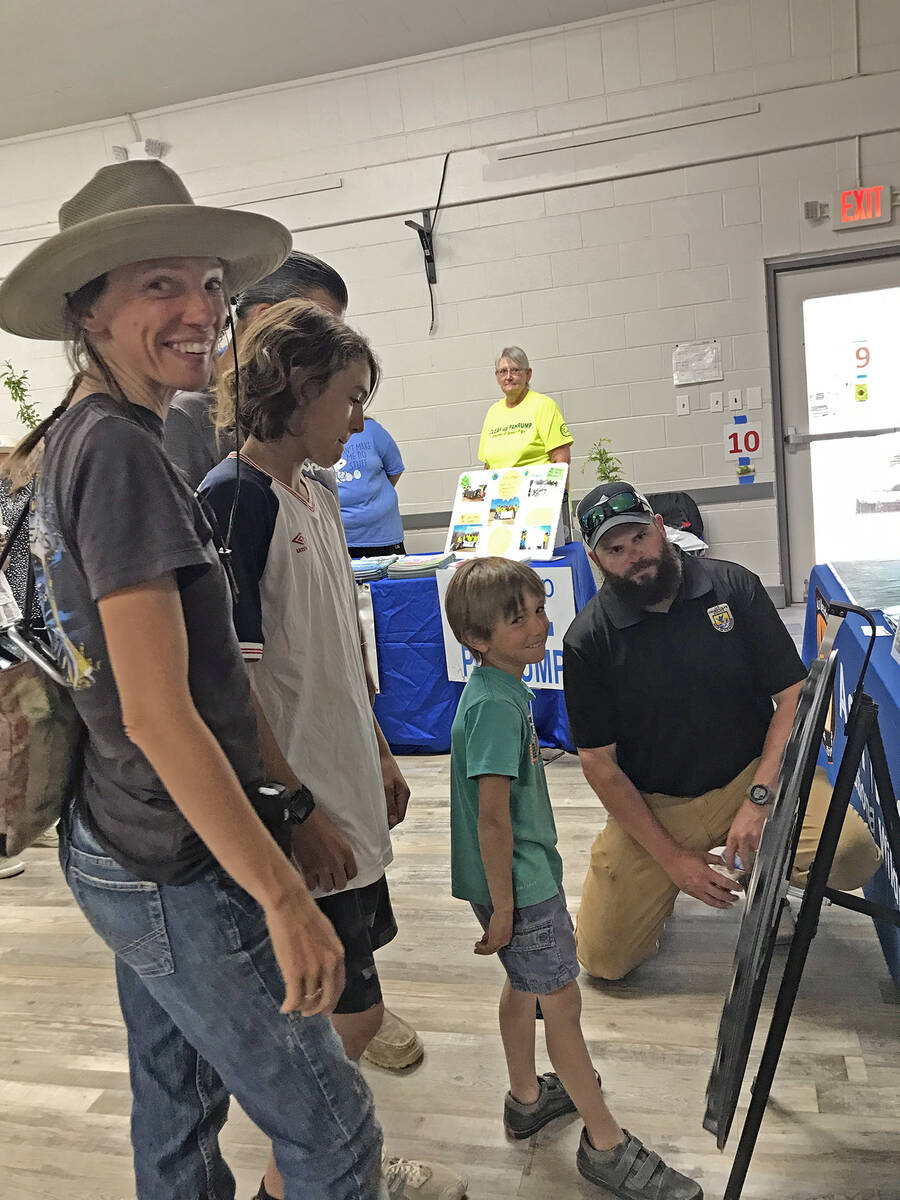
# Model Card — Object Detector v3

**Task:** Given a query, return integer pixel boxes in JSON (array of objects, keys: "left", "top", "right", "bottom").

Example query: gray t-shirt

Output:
[
  {"left": 165, "top": 389, "right": 340, "bottom": 496},
  {"left": 164, "top": 389, "right": 228, "bottom": 489},
  {"left": 34, "top": 394, "right": 264, "bottom": 885}
]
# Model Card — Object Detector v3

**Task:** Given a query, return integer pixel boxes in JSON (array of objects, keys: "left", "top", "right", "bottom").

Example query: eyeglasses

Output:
[
  {"left": 496, "top": 367, "right": 525, "bottom": 377},
  {"left": 578, "top": 489, "right": 650, "bottom": 542}
]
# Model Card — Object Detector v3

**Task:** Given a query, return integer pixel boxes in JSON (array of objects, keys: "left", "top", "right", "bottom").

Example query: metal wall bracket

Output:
[{"left": 404, "top": 210, "right": 437, "bottom": 284}]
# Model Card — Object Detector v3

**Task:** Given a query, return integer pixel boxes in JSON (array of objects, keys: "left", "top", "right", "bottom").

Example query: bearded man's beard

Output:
[{"left": 602, "top": 538, "right": 682, "bottom": 607}]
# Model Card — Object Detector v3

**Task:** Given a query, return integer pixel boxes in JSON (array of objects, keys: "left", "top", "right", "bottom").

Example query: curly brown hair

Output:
[{"left": 215, "top": 298, "right": 379, "bottom": 443}]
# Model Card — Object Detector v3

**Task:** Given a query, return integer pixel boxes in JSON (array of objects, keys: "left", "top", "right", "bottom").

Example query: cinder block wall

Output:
[{"left": 3, "top": 0, "right": 900, "bottom": 585}]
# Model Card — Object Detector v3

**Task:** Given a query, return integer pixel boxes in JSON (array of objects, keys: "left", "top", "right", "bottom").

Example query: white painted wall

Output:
[{"left": 2, "top": 0, "right": 900, "bottom": 584}]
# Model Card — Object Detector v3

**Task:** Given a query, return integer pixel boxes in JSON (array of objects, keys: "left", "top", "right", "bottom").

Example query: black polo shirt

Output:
[{"left": 562, "top": 554, "right": 806, "bottom": 797}]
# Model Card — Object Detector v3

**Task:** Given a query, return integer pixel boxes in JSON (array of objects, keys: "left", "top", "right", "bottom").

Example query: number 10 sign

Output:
[{"left": 724, "top": 415, "right": 762, "bottom": 460}]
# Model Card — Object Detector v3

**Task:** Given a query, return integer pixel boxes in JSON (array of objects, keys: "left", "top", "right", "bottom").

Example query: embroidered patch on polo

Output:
[{"left": 707, "top": 603, "right": 734, "bottom": 633}]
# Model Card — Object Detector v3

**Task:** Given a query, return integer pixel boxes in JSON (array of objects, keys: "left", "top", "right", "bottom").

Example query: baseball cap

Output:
[{"left": 576, "top": 482, "right": 655, "bottom": 550}]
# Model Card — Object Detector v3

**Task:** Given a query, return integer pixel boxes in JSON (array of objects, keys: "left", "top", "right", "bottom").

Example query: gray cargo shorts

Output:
[{"left": 471, "top": 887, "right": 579, "bottom": 994}]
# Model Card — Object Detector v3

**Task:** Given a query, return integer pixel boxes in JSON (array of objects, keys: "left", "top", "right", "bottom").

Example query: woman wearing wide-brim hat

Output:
[{"left": 0, "top": 160, "right": 385, "bottom": 1199}]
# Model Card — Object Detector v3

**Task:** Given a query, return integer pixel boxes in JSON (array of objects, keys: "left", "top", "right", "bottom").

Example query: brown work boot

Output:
[
  {"left": 382, "top": 1150, "right": 467, "bottom": 1198},
  {"left": 362, "top": 1007, "right": 424, "bottom": 1070}
]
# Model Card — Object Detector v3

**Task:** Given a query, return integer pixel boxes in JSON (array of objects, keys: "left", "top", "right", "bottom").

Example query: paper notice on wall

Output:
[
  {"left": 673, "top": 339, "right": 723, "bottom": 386},
  {"left": 724, "top": 415, "right": 762, "bottom": 461}
]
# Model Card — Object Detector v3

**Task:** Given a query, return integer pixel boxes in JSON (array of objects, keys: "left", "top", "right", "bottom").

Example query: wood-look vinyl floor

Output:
[{"left": 1, "top": 754, "right": 898, "bottom": 1200}]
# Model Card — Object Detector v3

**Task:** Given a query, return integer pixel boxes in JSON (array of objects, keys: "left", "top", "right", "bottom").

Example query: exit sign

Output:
[{"left": 832, "top": 184, "right": 893, "bottom": 230}]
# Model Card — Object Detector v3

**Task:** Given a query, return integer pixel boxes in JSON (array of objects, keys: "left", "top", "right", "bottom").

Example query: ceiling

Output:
[{"left": 2, "top": 0, "right": 672, "bottom": 141}]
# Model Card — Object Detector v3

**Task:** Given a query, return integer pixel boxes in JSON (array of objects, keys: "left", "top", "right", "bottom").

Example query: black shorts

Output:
[{"left": 315, "top": 875, "right": 397, "bottom": 1014}]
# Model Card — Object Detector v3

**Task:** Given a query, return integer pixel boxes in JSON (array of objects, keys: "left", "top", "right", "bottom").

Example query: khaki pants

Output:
[{"left": 575, "top": 759, "right": 882, "bottom": 981}]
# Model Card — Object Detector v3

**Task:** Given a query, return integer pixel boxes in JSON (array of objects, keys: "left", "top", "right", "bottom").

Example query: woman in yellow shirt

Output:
[{"left": 478, "top": 346, "right": 573, "bottom": 469}]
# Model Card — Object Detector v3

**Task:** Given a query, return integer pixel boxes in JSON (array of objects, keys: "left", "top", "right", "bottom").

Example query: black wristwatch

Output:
[
  {"left": 747, "top": 783, "right": 774, "bottom": 807},
  {"left": 285, "top": 784, "right": 316, "bottom": 826}
]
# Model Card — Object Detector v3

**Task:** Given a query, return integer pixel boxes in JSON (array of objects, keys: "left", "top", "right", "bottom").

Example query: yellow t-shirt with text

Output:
[{"left": 478, "top": 390, "right": 572, "bottom": 468}]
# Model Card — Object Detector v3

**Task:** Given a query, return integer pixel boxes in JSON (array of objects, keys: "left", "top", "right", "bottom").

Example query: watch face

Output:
[
  {"left": 749, "top": 784, "right": 771, "bottom": 804},
  {"left": 288, "top": 785, "right": 315, "bottom": 823}
]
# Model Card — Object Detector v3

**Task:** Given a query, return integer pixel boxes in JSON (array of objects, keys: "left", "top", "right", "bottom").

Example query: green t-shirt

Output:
[
  {"left": 478, "top": 389, "right": 572, "bottom": 468},
  {"left": 450, "top": 665, "right": 564, "bottom": 907}
]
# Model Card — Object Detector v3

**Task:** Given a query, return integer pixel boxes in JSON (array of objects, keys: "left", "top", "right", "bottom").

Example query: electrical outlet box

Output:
[
  {"left": 727, "top": 389, "right": 742, "bottom": 410},
  {"left": 675, "top": 394, "right": 690, "bottom": 416},
  {"left": 746, "top": 386, "right": 763, "bottom": 410},
  {"left": 709, "top": 391, "right": 724, "bottom": 413}
]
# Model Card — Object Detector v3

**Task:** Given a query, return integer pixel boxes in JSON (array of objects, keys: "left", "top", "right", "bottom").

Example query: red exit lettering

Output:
[{"left": 840, "top": 185, "right": 884, "bottom": 223}]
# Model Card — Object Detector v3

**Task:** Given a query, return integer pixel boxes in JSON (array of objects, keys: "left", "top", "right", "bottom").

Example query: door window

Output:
[{"left": 801, "top": 287, "right": 900, "bottom": 563}]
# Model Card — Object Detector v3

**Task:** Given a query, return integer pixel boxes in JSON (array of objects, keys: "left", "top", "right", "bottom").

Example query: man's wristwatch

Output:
[
  {"left": 747, "top": 783, "right": 775, "bottom": 807},
  {"left": 285, "top": 784, "right": 316, "bottom": 826}
]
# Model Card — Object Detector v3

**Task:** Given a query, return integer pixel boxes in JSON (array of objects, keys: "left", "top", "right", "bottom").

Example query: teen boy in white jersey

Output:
[
  {"left": 200, "top": 300, "right": 467, "bottom": 1200},
  {"left": 169, "top": 251, "right": 423, "bottom": 1076}
]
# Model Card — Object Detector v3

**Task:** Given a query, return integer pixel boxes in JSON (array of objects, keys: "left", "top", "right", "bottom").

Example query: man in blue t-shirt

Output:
[{"left": 336, "top": 417, "right": 406, "bottom": 557}]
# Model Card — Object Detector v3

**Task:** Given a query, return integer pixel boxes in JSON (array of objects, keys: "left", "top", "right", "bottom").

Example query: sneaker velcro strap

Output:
[
  {"left": 610, "top": 1136, "right": 643, "bottom": 1187},
  {"left": 630, "top": 1147, "right": 663, "bottom": 1191}
]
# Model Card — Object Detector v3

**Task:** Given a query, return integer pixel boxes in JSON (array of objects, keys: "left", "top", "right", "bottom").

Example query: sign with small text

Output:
[{"left": 435, "top": 563, "right": 575, "bottom": 690}]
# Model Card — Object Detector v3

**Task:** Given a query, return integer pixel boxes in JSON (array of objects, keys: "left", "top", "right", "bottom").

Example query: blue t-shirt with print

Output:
[{"left": 336, "top": 418, "right": 404, "bottom": 546}]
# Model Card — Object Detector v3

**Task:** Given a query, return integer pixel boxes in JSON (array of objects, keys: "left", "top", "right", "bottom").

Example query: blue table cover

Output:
[
  {"left": 803, "top": 563, "right": 900, "bottom": 983},
  {"left": 371, "top": 542, "right": 596, "bottom": 755}
]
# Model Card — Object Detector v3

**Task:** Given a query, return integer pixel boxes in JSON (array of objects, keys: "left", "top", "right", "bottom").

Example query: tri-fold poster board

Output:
[{"left": 443, "top": 464, "right": 569, "bottom": 561}]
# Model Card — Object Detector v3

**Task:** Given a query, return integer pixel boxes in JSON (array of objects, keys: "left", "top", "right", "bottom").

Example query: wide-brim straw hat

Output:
[{"left": 0, "top": 160, "right": 292, "bottom": 340}]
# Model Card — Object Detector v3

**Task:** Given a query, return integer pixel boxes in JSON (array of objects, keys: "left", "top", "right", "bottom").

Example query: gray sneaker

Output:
[
  {"left": 504, "top": 1071, "right": 599, "bottom": 1140},
  {"left": 577, "top": 1128, "right": 702, "bottom": 1199}
]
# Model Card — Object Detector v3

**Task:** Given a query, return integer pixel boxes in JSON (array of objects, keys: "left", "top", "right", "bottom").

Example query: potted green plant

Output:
[
  {"left": 573, "top": 438, "right": 623, "bottom": 532},
  {"left": 582, "top": 438, "right": 622, "bottom": 484}
]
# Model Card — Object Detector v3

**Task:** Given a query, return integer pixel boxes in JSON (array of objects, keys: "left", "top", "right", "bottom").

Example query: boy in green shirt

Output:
[{"left": 445, "top": 558, "right": 702, "bottom": 1200}]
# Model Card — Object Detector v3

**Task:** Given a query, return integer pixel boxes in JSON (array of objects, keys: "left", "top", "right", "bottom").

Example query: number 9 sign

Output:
[{"left": 724, "top": 419, "right": 762, "bottom": 460}]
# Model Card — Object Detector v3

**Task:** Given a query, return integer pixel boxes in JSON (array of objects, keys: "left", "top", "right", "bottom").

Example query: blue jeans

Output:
[{"left": 60, "top": 806, "right": 386, "bottom": 1200}]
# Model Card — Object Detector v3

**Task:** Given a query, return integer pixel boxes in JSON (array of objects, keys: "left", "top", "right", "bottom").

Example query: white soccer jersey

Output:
[{"left": 200, "top": 455, "right": 391, "bottom": 896}]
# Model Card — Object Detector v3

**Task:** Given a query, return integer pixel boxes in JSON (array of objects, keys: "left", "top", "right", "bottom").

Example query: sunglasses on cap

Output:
[{"left": 577, "top": 487, "right": 653, "bottom": 544}]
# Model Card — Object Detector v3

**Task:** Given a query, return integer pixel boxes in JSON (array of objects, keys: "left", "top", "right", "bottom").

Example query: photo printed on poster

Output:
[{"left": 444, "top": 464, "right": 568, "bottom": 561}]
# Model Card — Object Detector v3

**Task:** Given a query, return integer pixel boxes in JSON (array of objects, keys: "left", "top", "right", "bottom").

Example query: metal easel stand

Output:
[{"left": 723, "top": 693, "right": 900, "bottom": 1200}]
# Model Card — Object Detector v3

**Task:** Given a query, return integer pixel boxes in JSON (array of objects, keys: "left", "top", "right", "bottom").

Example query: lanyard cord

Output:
[
  {"left": 194, "top": 302, "right": 242, "bottom": 604},
  {"left": 223, "top": 304, "right": 242, "bottom": 554}
]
